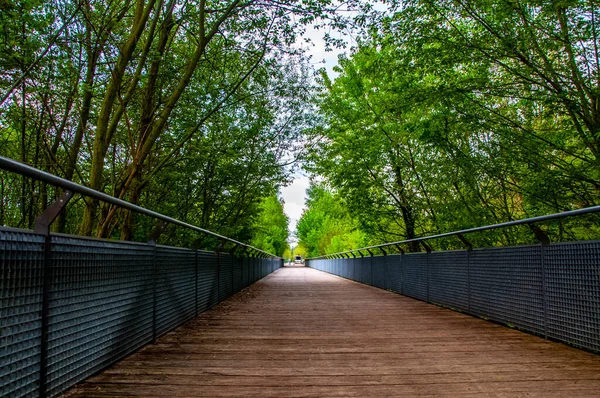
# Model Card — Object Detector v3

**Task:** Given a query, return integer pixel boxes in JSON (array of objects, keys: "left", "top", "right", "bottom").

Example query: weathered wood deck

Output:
[{"left": 64, "top": 266, "right": 600, "bottom": 397}]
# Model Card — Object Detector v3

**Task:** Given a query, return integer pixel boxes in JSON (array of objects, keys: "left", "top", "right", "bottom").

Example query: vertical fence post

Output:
[
  {"left": 148, "top": 221, "right": 168, "bottom": 344},
  {"left": 421, "top": 242, "right": 432, "bottom": 303},
  {"left": 394, "top": 245, "right": 404, "bottom": 294},
  {"left": 379, "top": 247, "right": 387, "bottom": 288},
  {"left": 195, "top": 249, "right": 199, "bottom": 316},
  {"left": 216, "top": 251, "right": 221, "bottom": 303},
  {"left": 426, "top": 254, "right": 430, "bottom": 303},
  {"left": 150, "top": 242, "right": 158, "bottom": 343},
  {"left": 540, "top": 243, "right": 548, "bottom": 339},
  {"left": 400, "top": 253, "right": 404, "bottom": 296},
  {"left": 467, "top": 250, "right": 471, "bottom": 313},
  {"left": 191, "top": 238, "right": 203, "bottom": 317},
  {"left": 38, "top": 233, "right": 52, "bottom": 398},
  {"left": 34, "top": 190, "right": 73, "bottom": 398},
  {"left": 529, "top": 224, "right": 550, "bottom": 339},
  {"left": 457, "top": 234, "right": 473, "bottom": 314}
]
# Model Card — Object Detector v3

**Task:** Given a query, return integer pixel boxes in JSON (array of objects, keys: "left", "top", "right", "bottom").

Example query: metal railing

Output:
[
  {"left": 309, "top": 205, "right": 600, "bottom": 259},
  {"left": 0, "top": 157, "right": 283, "bottom": 398},
  {"left": 0, "top": 156, "right": 277, "bottom": 258},
  {"left": 306, "top": 207, "right": 600, "bottom": 354}
]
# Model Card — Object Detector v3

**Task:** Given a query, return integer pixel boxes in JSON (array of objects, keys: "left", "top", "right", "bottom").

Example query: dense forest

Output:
[
  {"left": 1, "top": 1, "right": 599, "bottom": 257},
  {"left": 297, "top": 0, "right": 600, "bottom": 257}
]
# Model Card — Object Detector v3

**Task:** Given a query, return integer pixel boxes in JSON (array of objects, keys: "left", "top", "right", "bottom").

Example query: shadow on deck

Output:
[{"left": 63, "top": 267, "right": 600, "bottom": 397}]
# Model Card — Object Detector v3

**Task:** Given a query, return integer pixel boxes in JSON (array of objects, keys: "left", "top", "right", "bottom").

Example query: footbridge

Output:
[{"left": 1, "top": 157, "right": 600, "bottom": 397}]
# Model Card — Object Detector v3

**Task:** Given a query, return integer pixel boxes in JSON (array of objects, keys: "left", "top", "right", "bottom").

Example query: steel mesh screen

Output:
[
  {"left": 385, "top": 255, "right": 402, "bottom": 293},
  {"left": 1, "top": 225, "right": 280, "bottom": 398},
  {"left": 241, "top": 257, "right": 249, "bottom": 288},
  {"left": 371, "top": 256, "right": 385, "bottom": 289},
  {"left": 0, "top": 229, "right": 45, "bottom": 398},
  {"left": 401, "top": 254, "right": 428, "bottom": 301},
  {"left": 46, "top": 235, "right": 154, "bottom": 397},
  {"left": 360, "top": 257, "right": 372, "bottom": 285},
  {"left": 428, "top": 251, "right": 469, "bottom": 312},
  {"left": 469, "top": 246, "right": 545, "bottom": 335},
  {"left": 155, "top": 246, "right": 196, "bottom": 338},
  {"left": 233, "top": 257, "right": 243, "bottom": 293},
  {"left": 545, "top": 241, "right": 600, "bottom": 352},
  {"left": 197, "top": 252, "right": 218, "bottom": 312},
  {"left": 218, "top": 254, "right": 233, "bottom": 302}
]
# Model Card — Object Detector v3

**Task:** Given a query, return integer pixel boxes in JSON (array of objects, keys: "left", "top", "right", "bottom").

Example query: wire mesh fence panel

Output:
[
  {"left": 428, "top": 251, "right": 469, "bottom": 312},
  {"left": 401, "top": 253, "right": 428, "bottom": 301},
  {"left": 218, "top": 254, "right": 233, "bottom": 302},
  {"left": 371, "top": 256, "right": 386, "bottom": 289},
  {"left": 350, "top": 258, "right": 358, "bottom": 279},
  {"left": 361, "top": 256, "right": 372, "bottom": 285},
  {"left": 46, "top": 236, "right": 154, "bottom": 397},
  {"left": 342, "top": 259, "right": 350, "bottom": 280},
  {"left": 197, "top": 252, "right": 219, "bottom": 313},
  {"left": 0, "top": 228, "right": 45, "bottom": 398},
  {"left": 260, "top": 258, "right": 267, "bottom": 278},
  {"left": 354, "top": 259, "right": 362, "bottom": 282},
  {"left": 469, "top": 245, "right": 545, "bottom": 335},
  {"left": 545, "top": 241, "right": 600, "bottom": 352},
  {"left": 233, "top": 257, "right": 243, "bottom": 293},
  {"left": 330, "top": 259, "right": 339, "bottom": 277},
  {"left": 308, "top": 239, "right": 599, "bottom": 355},
  {"left": 242, "top": 257, "right": 249, "bottom": 289},
  {"left": 250, "top": 258, "right": 257, "bottom": 283},
  {"left": 385, "top": 255, "right": 402, "bottom": 293},
  {"left": 155, "top": 246, "right": 196, "bottom": 338}
]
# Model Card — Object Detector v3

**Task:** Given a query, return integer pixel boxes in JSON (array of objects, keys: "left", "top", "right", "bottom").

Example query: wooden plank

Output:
[{"left": 62, "top": 267, "right": 600, "bottom": 397}]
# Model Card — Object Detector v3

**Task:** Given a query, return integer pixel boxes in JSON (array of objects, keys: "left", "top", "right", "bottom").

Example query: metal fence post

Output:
[
  {"left": 195, "top": 249, "right": 199, "bottom": 316},
  {"left": 216, "top": 251, "right": 221, "bottom": 303},
  {"left": 191, "top": 238, "right": 203, "bottom": 316},
  {"left": 148, "top": 241, "right": 158, "bottom": 344},
  {"left": 400, "top": 254, "right": 404, "bottom": 296},
  {"left": 541, "top": 243, "right": 548, "bottom": 339},
  {"left": 34, "top": 190, "right": 73, "bottom": 398},
  {"left": 467, "top": 250, "right": 471, "bottom": 313},
  {"left": 529, "top": 224, "right": 550, "bottom": 339},
  {"left": 421, "top": 242, "right": 432, "bottom": 304},
  {"left": 38, "top": 234, "right": 52, "bottom": 398},
  {"left": 457, "top": 234, "right": 473, "bottom": 314},
  {"left": 148, "top": 221, "right": 168, "bottom": 344}
]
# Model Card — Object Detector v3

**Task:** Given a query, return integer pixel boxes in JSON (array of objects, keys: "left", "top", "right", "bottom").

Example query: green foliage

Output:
[
  {"left": 296, "top": 183, "right": 367, "bottom": 257},
  {"left": 0, "top": 0, "right": 352, "bottom": 251},
  {"left": 292, "top": 242, "right": 309, "bottom": 259},
  {"left": 302, "top": 0, "right": 600, "bottom": 252},
  {"left": 249, "top": 196, "right": 289, "bottom": 257},
  {"left": 282, "top": 246, "right": 292, "bottom": 261}
]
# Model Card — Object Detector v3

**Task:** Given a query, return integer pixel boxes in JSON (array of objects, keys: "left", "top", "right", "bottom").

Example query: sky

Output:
[{"left": 281, "top": 24, "right": 349, "bottom": 246}]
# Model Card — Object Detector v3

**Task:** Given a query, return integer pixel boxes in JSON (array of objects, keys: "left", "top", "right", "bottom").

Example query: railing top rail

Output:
[
  {"left": 0, "top": 156, "right": 278, "bottom": 258},
  {"left": 308, "top": 203, "right": 600, "bottom": 259}
]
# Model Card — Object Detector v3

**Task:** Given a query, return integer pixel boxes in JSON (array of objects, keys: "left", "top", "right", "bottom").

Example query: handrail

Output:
[
  {"left": 308, "top": 203, "right": 600, "bottom": 259},
  {"left": 0, "top": 156, "right": 278, "bottom": 258}
]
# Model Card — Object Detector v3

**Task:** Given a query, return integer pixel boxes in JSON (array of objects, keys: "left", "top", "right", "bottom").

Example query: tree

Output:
[
  {"left": 296, "top": 183, "right": 368, "bottom": 257},
  {"left": 249, "top": 196, "right": 290, "bottom": 257},
  {"left": 0, "top": 0, "right": 351, "bottom": 250},
  {"left": 304, "top": 0, "right": 600, "bottom": 250}
]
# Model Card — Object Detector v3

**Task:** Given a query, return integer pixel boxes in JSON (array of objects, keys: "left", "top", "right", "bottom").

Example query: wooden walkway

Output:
[{"left": 64, "top": 266, "right": 600, "bottom": 397}]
